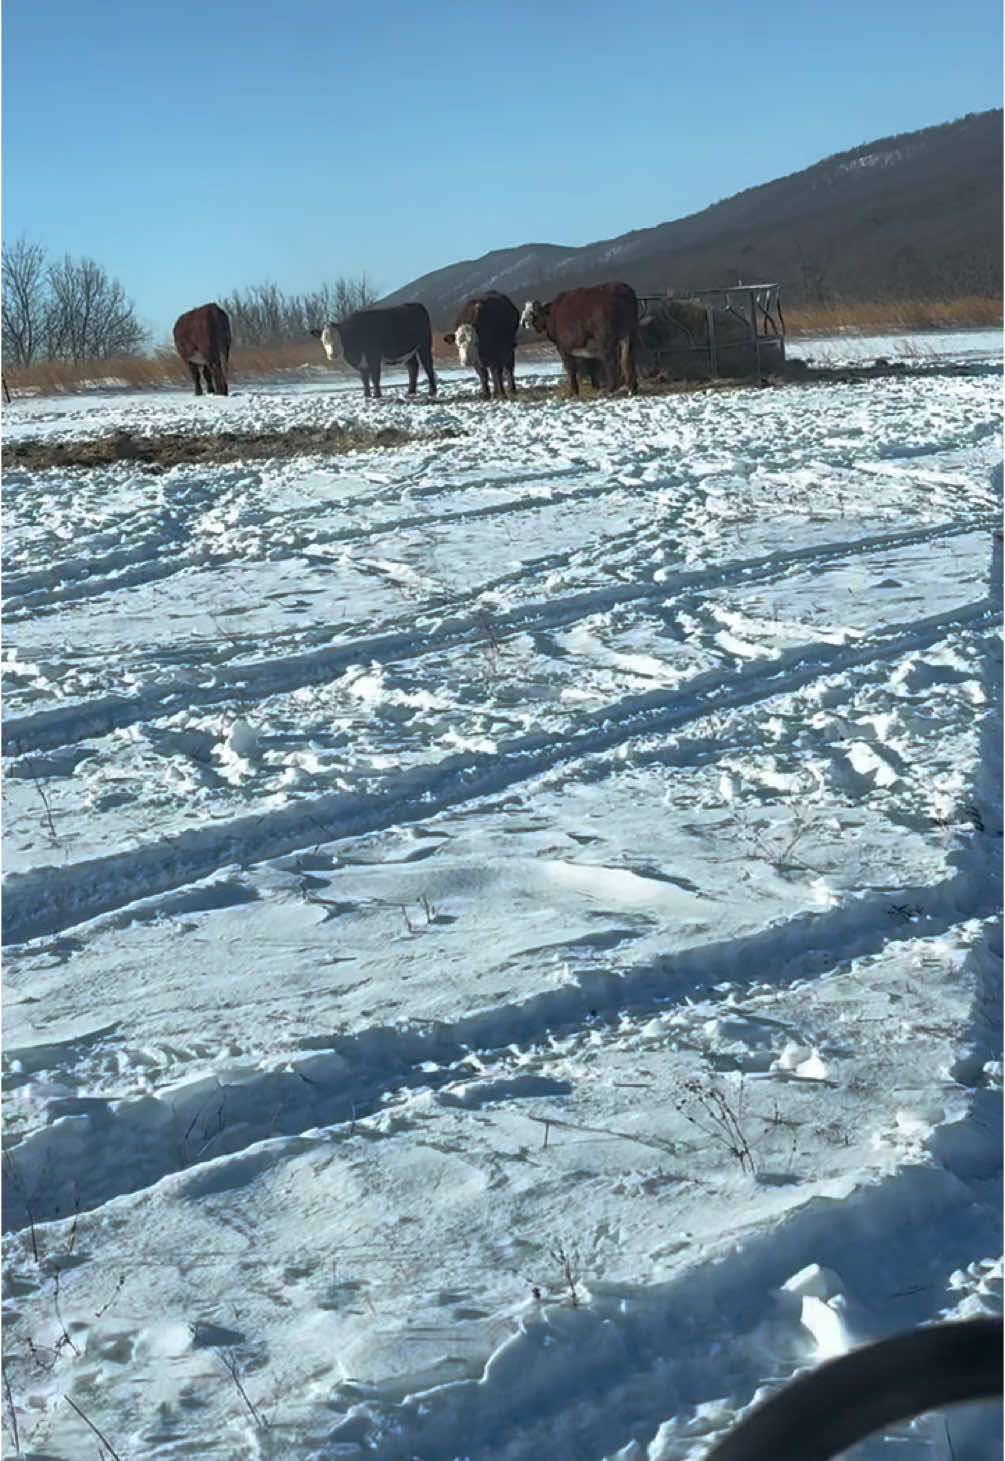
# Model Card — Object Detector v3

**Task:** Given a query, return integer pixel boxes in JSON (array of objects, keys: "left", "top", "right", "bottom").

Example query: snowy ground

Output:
[{"left": 2, "top": 329, "right": 1002, "bottom": 1460}]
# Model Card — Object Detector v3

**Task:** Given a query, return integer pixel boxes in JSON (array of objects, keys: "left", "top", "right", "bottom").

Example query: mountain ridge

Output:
[{"left": 381, "top": 110, "right": 1003, "bottom": 326}]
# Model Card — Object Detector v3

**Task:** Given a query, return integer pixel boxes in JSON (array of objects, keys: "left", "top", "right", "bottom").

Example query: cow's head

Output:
[
  {"left": 520, "top": 300, "right": 549, "bottom": 334},
  {"left": 310, "top": 323, "right": 343, "bottom": 361},
  {"left": 452, "top": 322, "right": 480, "bottom": 368}
]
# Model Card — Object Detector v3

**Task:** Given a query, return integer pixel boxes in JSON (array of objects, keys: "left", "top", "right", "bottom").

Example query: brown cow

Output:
[
  {"left": 173, "top": 303, "right": 231, "bottom": 396},
  {"left": 520, "top": 282, "right": 639, "bottom": 396},
  {"left": 443, "top": 291, "right": 520, "bottom": 398}
]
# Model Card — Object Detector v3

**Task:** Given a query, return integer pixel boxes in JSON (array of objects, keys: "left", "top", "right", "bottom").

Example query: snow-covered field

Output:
[{"left": 2, "top": 330, "right": 1002, "bottom": 1460}]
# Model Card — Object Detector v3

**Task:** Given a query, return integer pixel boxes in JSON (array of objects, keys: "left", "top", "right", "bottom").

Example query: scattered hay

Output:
[{"left": 507, "top": 355, "right": 996, "bottom": 403}]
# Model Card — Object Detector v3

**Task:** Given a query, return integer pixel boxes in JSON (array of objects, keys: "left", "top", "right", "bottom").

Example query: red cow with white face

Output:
[
  {"left": 520, "top": 282, "right": 639, "bottom": 395},
  {"left": 444, "top": 291, "right": 520, "bottom": 398}
]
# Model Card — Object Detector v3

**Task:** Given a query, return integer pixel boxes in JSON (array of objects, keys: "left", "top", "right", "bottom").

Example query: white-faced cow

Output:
[
  {"left": 443, "top": 291, "right": 520, "bottom": 398},
  {"left": 311, "top": 303, "right": 436, "bottom": 399},
  {"left": 173, "top": 303, "right": 232, "bottom": 396},
  {"left": 520, "top": 282, "right": 639, "bottom": 396}
]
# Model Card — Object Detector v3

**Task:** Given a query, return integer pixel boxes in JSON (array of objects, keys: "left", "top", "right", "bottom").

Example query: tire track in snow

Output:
[
  {"left": 4, "top": 530, "right": 186, "bottom": 605},
  {"left": 3, "top": 592, "right": 998, "bottom": 945},
  {"left": 3, "top": 517, "right": 991, "bottom": 758},
  {"left": 2, "top": 449, "right": 646, "bottom": 620},
  {"left": 322, "top": 923, "right": 1003, "bottom": 1461},
  {"left": 3, "top": 867, "right": 997, "bottom": 1233},
  {"left": 3, "top": 539, "right": 224, "bottom": 618},
  {"left": 1, "top": 473, "right": 219, "bottom": 598},
  {"left": 346, "top": 1163, "right": 1001, "bottom": 1460},
  {"left": 11, "top": 920, "right": 997, "bottom": 1457},
  {"left": 0, "top": 468, "right": 647, "bottom": 620}
]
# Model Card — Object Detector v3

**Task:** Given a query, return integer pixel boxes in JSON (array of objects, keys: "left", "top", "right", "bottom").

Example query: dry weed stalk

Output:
[
  {"left": 550, "top": 1241, "right": 582, "bottom": 1308},
  {"left": 216, "top": 1349, "right": 270, "bottom": 1434},
  {"left": 677, "top": 1074, "right": 755, "bottom": 1174},
  {"left": 63, "top": 1395, "right": 122, "bottom": 1459},
  {"left": 27, "top": 762, "right": 60, "bottom": 846},
  {"left": 2, "top": 1359, "right": 20, "bottom": 1454}
]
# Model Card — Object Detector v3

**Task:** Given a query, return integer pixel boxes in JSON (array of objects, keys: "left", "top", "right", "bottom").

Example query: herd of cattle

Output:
[{"left": 172, "top": 281, "right": 642, "bottom": 401}]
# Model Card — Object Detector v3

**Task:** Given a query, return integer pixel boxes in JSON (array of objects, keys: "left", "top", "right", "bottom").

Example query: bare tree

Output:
[
  {"left": 313, "top": 272, "right": 376, "bottom": 324},
  {"left": 219, "top": 281, "right": 287, "bottom": 346},
  {"left": 45, "top": 254, "right": 147, "bottom": 361},
  {"left": 221, "top": 274, "right": 376, "bottom": 346},
  {"left": 2, "top": 235, "right": 49, "bottom": 366}
]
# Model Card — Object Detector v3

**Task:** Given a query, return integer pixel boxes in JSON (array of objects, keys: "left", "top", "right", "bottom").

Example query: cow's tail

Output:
[
  {"left": 212, "top": 304, "right": 231, "bottom": 395},
  {"left": 622, "top": 328, "right": 639, "bottom": 396},
  {"left": 424, "top": 318, "right": 437, "bottom": 396},
  {"left": 217, "top": 305, "right": 232, "bottom": 366}
]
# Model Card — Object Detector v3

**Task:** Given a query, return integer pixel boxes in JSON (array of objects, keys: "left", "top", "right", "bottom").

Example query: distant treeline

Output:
[
  {"left": 1, "top": 233, "right": 378, "bottom": 368},
  {"left": 2, "top": 236, "right": 148, "bottom": 366},
  {"left": 219, "top": 276, "right": 376, "bottom": 346}
]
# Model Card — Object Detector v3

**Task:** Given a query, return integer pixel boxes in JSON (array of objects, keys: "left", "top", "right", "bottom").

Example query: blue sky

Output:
[{"left": 3, "top": 0, "right": 1001, "bottom": 344}]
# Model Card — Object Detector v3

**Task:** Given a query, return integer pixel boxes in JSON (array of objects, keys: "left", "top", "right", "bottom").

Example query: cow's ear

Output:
[
  {"left": 310, "top": 328, "right": 323, "bottom": 338},
  {"left": 443, "top": 333, "right": 455, "bottom": 345}
]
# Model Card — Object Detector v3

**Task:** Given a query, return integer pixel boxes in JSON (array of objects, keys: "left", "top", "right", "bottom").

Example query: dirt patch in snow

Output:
[{"left": 2, "top": 420, "right": 464, "bottom": 472}]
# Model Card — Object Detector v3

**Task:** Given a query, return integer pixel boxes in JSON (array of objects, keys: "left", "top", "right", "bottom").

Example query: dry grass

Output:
[
  {"left": 229, "top": 341, "right": 328, "bottom": 375},
  {"left": 784, "top": 295, "right": 1002, "bottom": 336},
  {"left": 3, "top": 297, "right": 998, "bottom": 399},
  {"left": 5, "top": 348, "right": 187, "bottom": 394},
  {"left": 3, "top": 342, "right": 326, "bottom": 395}
]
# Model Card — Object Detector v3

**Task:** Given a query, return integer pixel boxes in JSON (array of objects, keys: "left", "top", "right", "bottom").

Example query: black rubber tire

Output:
[{"left": 704, "top": 1317, "right": 1003, "bottom": 1461}]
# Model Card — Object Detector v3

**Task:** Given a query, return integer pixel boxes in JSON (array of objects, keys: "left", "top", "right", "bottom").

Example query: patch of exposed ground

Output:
[{"left": 2, "top": 420, "right": 464, "bottom": 472}]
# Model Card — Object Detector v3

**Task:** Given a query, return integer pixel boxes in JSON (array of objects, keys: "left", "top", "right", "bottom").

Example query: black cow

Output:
[
  {"left": 173, "top": 303, "right": 232, "bottom": 396},
  {"left": 443, "top": 291, "right": 520, "bottom": 398},
  {"left": 520, "top": 282, "right": 639, "bottom": 395},
  {"left": 311, "top": 303, "right": 436, "bottom": 399}
]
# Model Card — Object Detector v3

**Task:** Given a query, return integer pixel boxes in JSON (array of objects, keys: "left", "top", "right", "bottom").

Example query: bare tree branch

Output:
[
  {"left": 45, "top": 253, "right": 146, "bottom": 361},
  {"left": 1, "top": 235, "right": 49, "bottom": 366},
  {"left": 221, "top": 274, "right": 377, "bottom": 345}
]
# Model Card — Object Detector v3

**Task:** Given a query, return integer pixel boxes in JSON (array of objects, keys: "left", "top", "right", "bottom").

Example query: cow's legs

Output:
[
  {"left": 561, "top": 353, "right": 580, "bottom": 395},
  {"left": 406, "top": 356, "right": 419, "bottom": 395},
  {"left": 505, "top": 353, "right": 516, "bottom": 396},
  {"left": 188, "top": 362, "right": 204, "bottom": 395},
  {"left": 203, "top": 364, "right": 217, "bottom": 395},
  {"left": 211, "top": 359, "right": 229, "bottom": 396},
  {"left": 421, "top": 346, "right": 437, "bottom": 396},
  {"left": 621, "top": 337, "right": 638, "bottom": 395},
  {"left": 360, "top": 369, "right": 371, "bottom": 399},
  {"left": 489, "top": 364, "right": 505, "bottom": 397},
  {"left": 476, "top": 363, "right": 490, "bottom": 398},
  {"left": 370, "top": 362, "right": 382, "bottom": 398}
]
